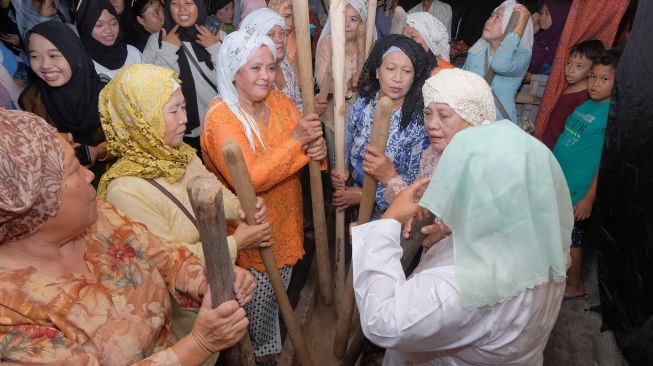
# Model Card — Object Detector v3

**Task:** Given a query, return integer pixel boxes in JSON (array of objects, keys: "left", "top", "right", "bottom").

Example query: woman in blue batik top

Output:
[{"left": 331, "top": 34, "right": 430, "bottom": 219}]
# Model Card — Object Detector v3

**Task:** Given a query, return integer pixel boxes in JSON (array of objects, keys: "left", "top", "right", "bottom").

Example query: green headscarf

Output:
[
  {"left": 420, "top": 121, "right": 572, "bottom": 309},
  {"left": 97, "top": 64, "right": 196, "bottom": 197}
]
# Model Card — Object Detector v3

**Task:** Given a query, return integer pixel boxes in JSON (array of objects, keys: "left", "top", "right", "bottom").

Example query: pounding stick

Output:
[
  {"left": 333, "top": 96, "right": 394, "bottom": 358},
  {"left": 329, "top": 0, "right": 347, "bottom": 312},
  {"left": 222, "top": 141, "right": 314, "bottom": 366},
  {"left": 356, "top": 23, "right": 366, "bottom": 76},
  {"left": 340, "top": 214, "right": 435, "bottom": 365},
  {"left": 291, "top": 0, "right": 334, "bottom": 307},
  {"left": 186, "top": 178, "right": 255, "bottom": 366},
  {"left": 389, "top": 5, "right": 406, "bottom": 34},
  {"left": 365, "top": 0, "right": 377, "bottom": 55}
]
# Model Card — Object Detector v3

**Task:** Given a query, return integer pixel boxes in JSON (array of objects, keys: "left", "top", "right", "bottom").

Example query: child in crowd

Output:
[
  {"left": 542, "top": 40, "right": 605, "bottom": 149},
  {"left": 553, "top": 48, "right": 621, "bottom": 299}
]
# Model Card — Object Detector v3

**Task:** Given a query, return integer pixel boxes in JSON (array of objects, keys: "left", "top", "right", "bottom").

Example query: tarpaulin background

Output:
[{"left": 593, "top": 0, "right": 653, "bottom": 364}]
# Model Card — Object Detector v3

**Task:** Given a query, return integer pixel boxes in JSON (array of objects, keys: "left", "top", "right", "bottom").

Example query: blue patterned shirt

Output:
[{"left": 345, "top": 93, "right": 430, "bottom": 219}]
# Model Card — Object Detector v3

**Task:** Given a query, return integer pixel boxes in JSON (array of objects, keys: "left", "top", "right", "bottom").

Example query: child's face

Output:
[
  {"left": 565, "top": 53, "right": 593, "bottom": 85},
  {"left": 588, "top": 64, "right": 616, "bottom": 103}
]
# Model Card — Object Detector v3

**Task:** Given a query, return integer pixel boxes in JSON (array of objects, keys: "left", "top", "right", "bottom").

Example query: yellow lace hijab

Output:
[{"left": 97, "top": 64, "right": 197, "bottom": 197}]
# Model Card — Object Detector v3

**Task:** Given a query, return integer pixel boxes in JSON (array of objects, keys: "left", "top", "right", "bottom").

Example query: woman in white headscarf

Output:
[
  {"left": 403, "top": 12, "right": 453, "bottom": 75},
  {"left": 201, "top": 28, "right": 326, "bottom": 363},
  {"left": 352, "top": 69, "right": 572, "bottom": 365},
  {"left": 241, "top": 8, "right": 303, "bottom": 111},
  {"left": 407, "top": 0, "right": 452, "bottom": 35},
  {"left": 462, "top": 0, "right": 533, "bottom": 122}
]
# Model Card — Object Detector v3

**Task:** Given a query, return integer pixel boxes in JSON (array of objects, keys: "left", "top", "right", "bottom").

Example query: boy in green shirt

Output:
[{"left": 553, "top": 48, "right": 621, "bottom": 300}]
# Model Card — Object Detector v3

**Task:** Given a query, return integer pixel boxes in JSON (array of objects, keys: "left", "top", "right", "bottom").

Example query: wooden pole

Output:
[
  {"left": 365, "top": 0, "right": 377, "bottom": 55},
  {"left": 330, "top": 0, "right": 347, "bottom": 314},
  {"left": 339, "top": 214, "right": 435, "bottom": 365},
  {"left": 356, "top": 23, "right": 366, "bottom": 74},
  {"left": 186, "top": 177, "right": 255, "bottom": 366},
  {"left": 222, "top": 141, "right": 314, "bottom": 366},
  {"left": 389, "top": 5, "right": 406, "bottom": 34},
  {"left": 333, "top": 96, "right": 393, "bottom": 358},
  {"left": 292, "top": 0, "right": 334, "bottom": 307}
]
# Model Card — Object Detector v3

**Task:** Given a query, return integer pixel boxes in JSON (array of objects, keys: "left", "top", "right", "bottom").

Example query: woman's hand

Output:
[
  {"left": 188, "top": 289, "right": 248, "bottom": 356},
  {"left": 513, "top": 5, "right": 532, "bottom": 37},
  {"left": 233, "top": 266, "right": 256, "bottom": 305},
  {"left": 196, "top": 24, "right": 221, "bottom": 48},
  {"left": 88, "top": 144, "right": 108, "bottom": 166},
  {"left": 362, "top": 146, "right": 398, "bottom": 185},
  {"left": 162, "top": 25, "right": 181, "bottom": 47},
  {"left": 289, "top": 113, "right": 323, "bottom": 146},
  {"left": 330, "top": 169, "right": 349, "bottom": 191},
  {"left": 382, "top": 178, "right": 430, "bottom": 225},
  {"left": 314, "top": 96, "right": 328, "bottom": 116},
  {"left": 237, "top": 197, "right": 268, "bottom": 225},
  {"left": 304, "top": 137, "right": 327, "bottom": 161},
  {"left": 420, "top": 218, "right": 451, "bottom": 251},
  {"left": 573, "top": 195, "right": 594, "bottom": 221},
  {"left": 232, "top": 221, "right": 272, "bottom": 251},
  {"left": 332, "top": 186, "right": 362, "bottom": 212}
]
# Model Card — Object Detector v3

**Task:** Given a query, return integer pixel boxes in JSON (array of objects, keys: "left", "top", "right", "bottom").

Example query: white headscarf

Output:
[
  {"left": 468, "top": 0, "right": 534, "bottom": 55},
  {"left": 405, "top": 12, "right": 450, "bottom": 62},
  {"left": 213, "top": 27, "right": 277, "bottom": 152},
  {"left": 422, "top": 68, "right": 496, "bottom": 126},
  {"left": 240, "top": 8, "right": 286, "bottom": 35},
  {"left": 316, "top": 0, "right": 377, "bottom": 56}
]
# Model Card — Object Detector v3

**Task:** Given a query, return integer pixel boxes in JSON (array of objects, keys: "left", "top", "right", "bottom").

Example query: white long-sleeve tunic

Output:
[{"left": 352, "top": 219, "right": 566, "bottom": 365}]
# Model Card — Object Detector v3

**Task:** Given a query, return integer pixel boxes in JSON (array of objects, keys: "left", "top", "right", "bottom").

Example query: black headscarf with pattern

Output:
[{"left": 357, "top": 34, "right": 429, "bottom": 130}]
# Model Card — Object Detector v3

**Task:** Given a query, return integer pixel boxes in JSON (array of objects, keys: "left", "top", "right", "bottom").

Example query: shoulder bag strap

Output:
[
  {"left": 180, "top": 44, "right": 219, "bottom": 93},
  {"left": 145, "top": 179, "right": 199, "bottom": 230}
]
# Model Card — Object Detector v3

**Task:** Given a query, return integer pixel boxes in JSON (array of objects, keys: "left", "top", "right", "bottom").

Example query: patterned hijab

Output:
[
  {"left": 405, "top": 12, "right": 450, "bottom": 62},
  {"left": 97, "top": 64, "right": 197, "bottom": 197},
  {"left": 0, "top": 109, "right": 64, "bottom": 243},
  {"left": 422, "top": 68, "right": 496, "bottom": 126},
  {"left": 212, "top": 27, "right": 276, "bottom": 152},
  {"left": 240, "top": 8, "right": 286, "bottom": 54}
]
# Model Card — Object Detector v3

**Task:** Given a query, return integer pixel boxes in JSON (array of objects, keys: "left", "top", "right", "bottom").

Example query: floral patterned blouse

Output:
[
  {"left": 0, "top": 200, "right": 207, "bottom": 365},
  {"left": 345, "top": 93, "right": 430, "bottom": 219}
]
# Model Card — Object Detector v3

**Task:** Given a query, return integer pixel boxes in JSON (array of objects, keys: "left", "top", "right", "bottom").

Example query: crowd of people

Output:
[{"left": 0, "top": 0, "right": 632, "bottom": 365}]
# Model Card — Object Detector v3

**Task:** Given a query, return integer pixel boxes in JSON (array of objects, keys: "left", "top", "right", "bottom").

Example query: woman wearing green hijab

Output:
[{"left": 352, "top": 69, "right": 572, "bottom": 365}]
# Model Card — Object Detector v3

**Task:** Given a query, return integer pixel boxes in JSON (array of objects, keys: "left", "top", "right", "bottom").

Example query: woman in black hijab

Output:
[
  {"left": 76, "top": 0, "right": 142, "bottom": 81},
  {"left": 142, "top": 0, "right": 221, "bottom": 154},
  {"left": 332, "top": 34, "right": 431, "bottom": 218},
  {"left": 19, "top": 21, "right": 108, "bottom": 184},
  {"left": 125, "top": 0, "right": 165, "bottom": 51}
]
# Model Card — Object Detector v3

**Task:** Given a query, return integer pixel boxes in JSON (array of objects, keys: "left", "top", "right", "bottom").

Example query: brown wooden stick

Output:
[
  {"left": 317, "top": 63, "right": 333, "bottom": 102},
  {"left": 365, "top": 0, "right": 377, "bottom": 55},
  {"left": 389, "top": 5, "right": 406, "bottom": 34},
  {"left": 330, "top": 0, "right": 347, "bottom": 315},
  {"left": 333, "top": 96, "right": 394, "bottom": 358},
  {"left": 186, "top": 177, "right": 254, "bottom": 366},
  {"left": 222, "top": 141, "right": 314, "bottom": 366},
  {"left": 292, "top": 0, "right": 334, "bottom": 308},
  {"left": 356, "top": 23, "right": 366, "bottom": 75},
  {"left": 340, "top": 214, "right": 435, "bottom": 365}
]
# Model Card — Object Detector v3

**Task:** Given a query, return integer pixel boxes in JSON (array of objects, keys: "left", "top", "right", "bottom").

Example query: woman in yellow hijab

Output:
[{"left": 98, "top": 64, "right": 272, "bottom": 359}]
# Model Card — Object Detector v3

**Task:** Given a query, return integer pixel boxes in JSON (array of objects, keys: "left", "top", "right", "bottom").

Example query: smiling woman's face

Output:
[
  {"left": 234, "top": 46, "right": 276, "bottom": 103},
  {"left": 28, "top": 33, "right": 73, "bottom": 88},
  {"left": 170, "top": 0, "right": 198, "bottom": 27}
]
